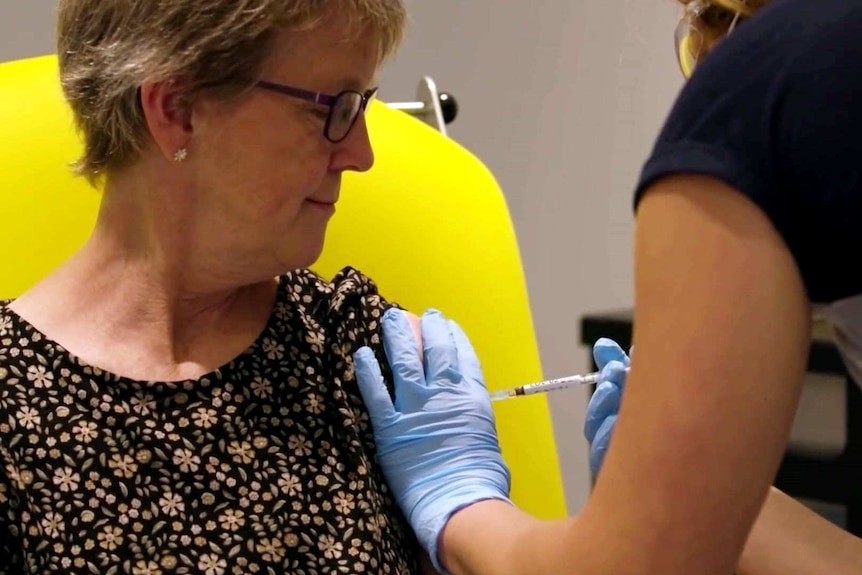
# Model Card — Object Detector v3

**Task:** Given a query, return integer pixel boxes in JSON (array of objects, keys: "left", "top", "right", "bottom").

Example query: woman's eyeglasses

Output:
[
  {"left": 674, "top": 0, "right": 743, "bottom": 79},
  {"left": 256, "top": 80, "right": 378, "bottom": 143}
]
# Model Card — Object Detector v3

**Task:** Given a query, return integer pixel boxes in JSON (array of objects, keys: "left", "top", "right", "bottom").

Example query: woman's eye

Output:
[{"left": 338, "top": 108, "right": 353, "bottom": 123}]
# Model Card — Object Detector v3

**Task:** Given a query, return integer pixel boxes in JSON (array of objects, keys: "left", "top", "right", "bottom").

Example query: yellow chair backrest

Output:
[{"left": 0, "top": 54, "right": 566, "bottom": 520}]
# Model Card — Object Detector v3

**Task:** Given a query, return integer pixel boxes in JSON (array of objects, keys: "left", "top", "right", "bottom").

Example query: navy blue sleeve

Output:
[{"left": 634, "top": 0, "right": 862, "bottom": 302}]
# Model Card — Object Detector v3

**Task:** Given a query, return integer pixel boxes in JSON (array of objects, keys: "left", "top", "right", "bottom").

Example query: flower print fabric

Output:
[{"left": 0, "top": 267, "right": 421, "bottom": 575}]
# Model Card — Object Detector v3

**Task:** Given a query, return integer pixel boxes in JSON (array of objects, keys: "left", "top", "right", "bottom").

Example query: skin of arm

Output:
[
  {"left": 439, "top": 174, "right": 813, "bottom": 575},
  {"left": 738, "top": 487, "right": 862, "bottom": 575}
]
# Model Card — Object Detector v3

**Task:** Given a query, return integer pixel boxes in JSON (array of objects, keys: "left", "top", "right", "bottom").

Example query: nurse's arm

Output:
[
  {"left": 738, "top": 486, "right": 862, "bottom": 575},
  {"left": 440, "top": 174, "right": 813, "bottom": 575},
  {"left": 572, "top": 173, "right": 811, "bottom": 573}
]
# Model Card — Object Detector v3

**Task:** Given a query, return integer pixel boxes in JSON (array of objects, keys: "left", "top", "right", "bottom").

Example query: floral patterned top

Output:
[{"left": 0, "top": 268, "right": 422, "bottom": 575}]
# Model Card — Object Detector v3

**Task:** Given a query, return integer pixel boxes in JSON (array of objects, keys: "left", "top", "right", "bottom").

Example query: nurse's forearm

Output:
[
  {"left": 738, "top": 487, "right": 862, "bottom": 575},
  {"left": 440, "top": 500, "right": 583, "bottom": 575}
]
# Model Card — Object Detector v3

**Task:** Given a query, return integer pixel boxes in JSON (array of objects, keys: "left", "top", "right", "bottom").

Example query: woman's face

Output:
[{"left": 186, "top": 11, "right": 380, "bottom": 277}]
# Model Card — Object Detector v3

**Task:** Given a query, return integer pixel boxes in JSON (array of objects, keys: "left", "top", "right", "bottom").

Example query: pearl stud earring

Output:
[{"left": 173, "top": 148, "right": 188, "bottom": 163}]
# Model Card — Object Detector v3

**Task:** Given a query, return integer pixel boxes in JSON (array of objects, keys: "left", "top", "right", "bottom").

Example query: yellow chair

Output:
[{"left": 0, "top": 54, "right": 566, "bottom": 520}]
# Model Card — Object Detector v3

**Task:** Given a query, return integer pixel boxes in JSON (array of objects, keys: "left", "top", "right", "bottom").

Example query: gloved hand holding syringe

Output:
[{"left": 489, "top": 366, "right": 630, "bottom": 401}]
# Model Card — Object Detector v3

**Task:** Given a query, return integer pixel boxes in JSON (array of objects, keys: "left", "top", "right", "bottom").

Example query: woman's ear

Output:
[{"left": 138, "top": 78, "right": 193, "bottom": 163}]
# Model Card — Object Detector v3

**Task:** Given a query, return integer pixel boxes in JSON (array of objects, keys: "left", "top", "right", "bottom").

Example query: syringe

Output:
[{"left": 489, "top": 367, "right": 630, "bottom": 401}]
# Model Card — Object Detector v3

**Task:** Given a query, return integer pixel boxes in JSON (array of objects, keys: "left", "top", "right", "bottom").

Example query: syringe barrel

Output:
[{"left": 519, "top": 373, "right": 594, "bottom": 396}]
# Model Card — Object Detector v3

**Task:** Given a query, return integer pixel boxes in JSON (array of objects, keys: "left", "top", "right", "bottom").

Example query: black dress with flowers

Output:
[{"left": 0, "top": 267, "right": 422, "bottom": 575}]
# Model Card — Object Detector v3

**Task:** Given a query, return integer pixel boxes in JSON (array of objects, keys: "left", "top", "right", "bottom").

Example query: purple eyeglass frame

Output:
[{"left": 256, "top": 80, "right": 378, "bottom": 143}]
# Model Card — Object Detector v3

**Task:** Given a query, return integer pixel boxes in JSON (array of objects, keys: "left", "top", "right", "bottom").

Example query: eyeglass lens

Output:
[{"left": 327, "top": 92, "right": 364, "bottom": 141}]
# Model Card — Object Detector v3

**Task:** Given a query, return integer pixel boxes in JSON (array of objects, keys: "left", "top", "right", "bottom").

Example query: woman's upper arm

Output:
[{"left": 579, "top": 174, "right": 811, "bottom": 574}]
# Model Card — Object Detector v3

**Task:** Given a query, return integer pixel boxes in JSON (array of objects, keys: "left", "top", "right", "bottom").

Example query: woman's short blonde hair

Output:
[{"left": 57, "top": 0, "right": 406, "bottom": 182}]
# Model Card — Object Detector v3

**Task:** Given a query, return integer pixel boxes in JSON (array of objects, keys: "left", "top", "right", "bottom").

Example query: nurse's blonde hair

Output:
[{"left": 677, "top": 0, "right": 770, "bottom": 50}]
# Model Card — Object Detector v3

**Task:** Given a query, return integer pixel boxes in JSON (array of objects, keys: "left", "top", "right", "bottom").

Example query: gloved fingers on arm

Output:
[
  {"left": 353, "top": 346, "right": 396, "bottom": 424},
  {"left": 593, "top": 337, "right": 631, "bottom": 371},
  {"left": 584, "top": 379, "right": 622, "bottom": 442},
  {"left": 447, "top": 319, "right": 486, "bottom": 389},
  {"left": 599, "top": 359, "right": 629, "bottom": 389},
  {"left": 420, "top": 309, "right": 460, "bottom": 386},
  {"left": 382, "top": 308, "right": 425, "bottom": 388},
  {"left": 589, "top": 414, "right": 617, "bottom": 477},
  {"left": 381, "top": 308, "right": 431, "bottom": 413}
]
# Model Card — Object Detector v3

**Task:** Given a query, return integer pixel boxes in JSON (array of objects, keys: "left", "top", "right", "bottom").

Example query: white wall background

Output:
[
  {"left": 2, "top": 1, "right": 845, "bottom": 516},
  {"left": 0, "top": 2, "right": 57, "bottom": 61}
]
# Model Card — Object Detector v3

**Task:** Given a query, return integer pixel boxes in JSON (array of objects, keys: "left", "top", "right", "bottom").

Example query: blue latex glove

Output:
[
  {"left": 583, "top": 337, "right": 631, "bottom": 476},
  {"left": 353, "top": 308, "right": 512, "bottom": 573}
]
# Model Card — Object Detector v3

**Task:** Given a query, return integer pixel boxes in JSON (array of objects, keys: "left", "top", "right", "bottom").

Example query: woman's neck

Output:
[{"left": 8, "top": 171, "right": 278, "bottom": 381}]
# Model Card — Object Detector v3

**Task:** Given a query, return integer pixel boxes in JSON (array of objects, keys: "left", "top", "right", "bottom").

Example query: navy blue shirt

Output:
[{"left": 635, "top": 0, "right": 862, "bottom": 304}]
